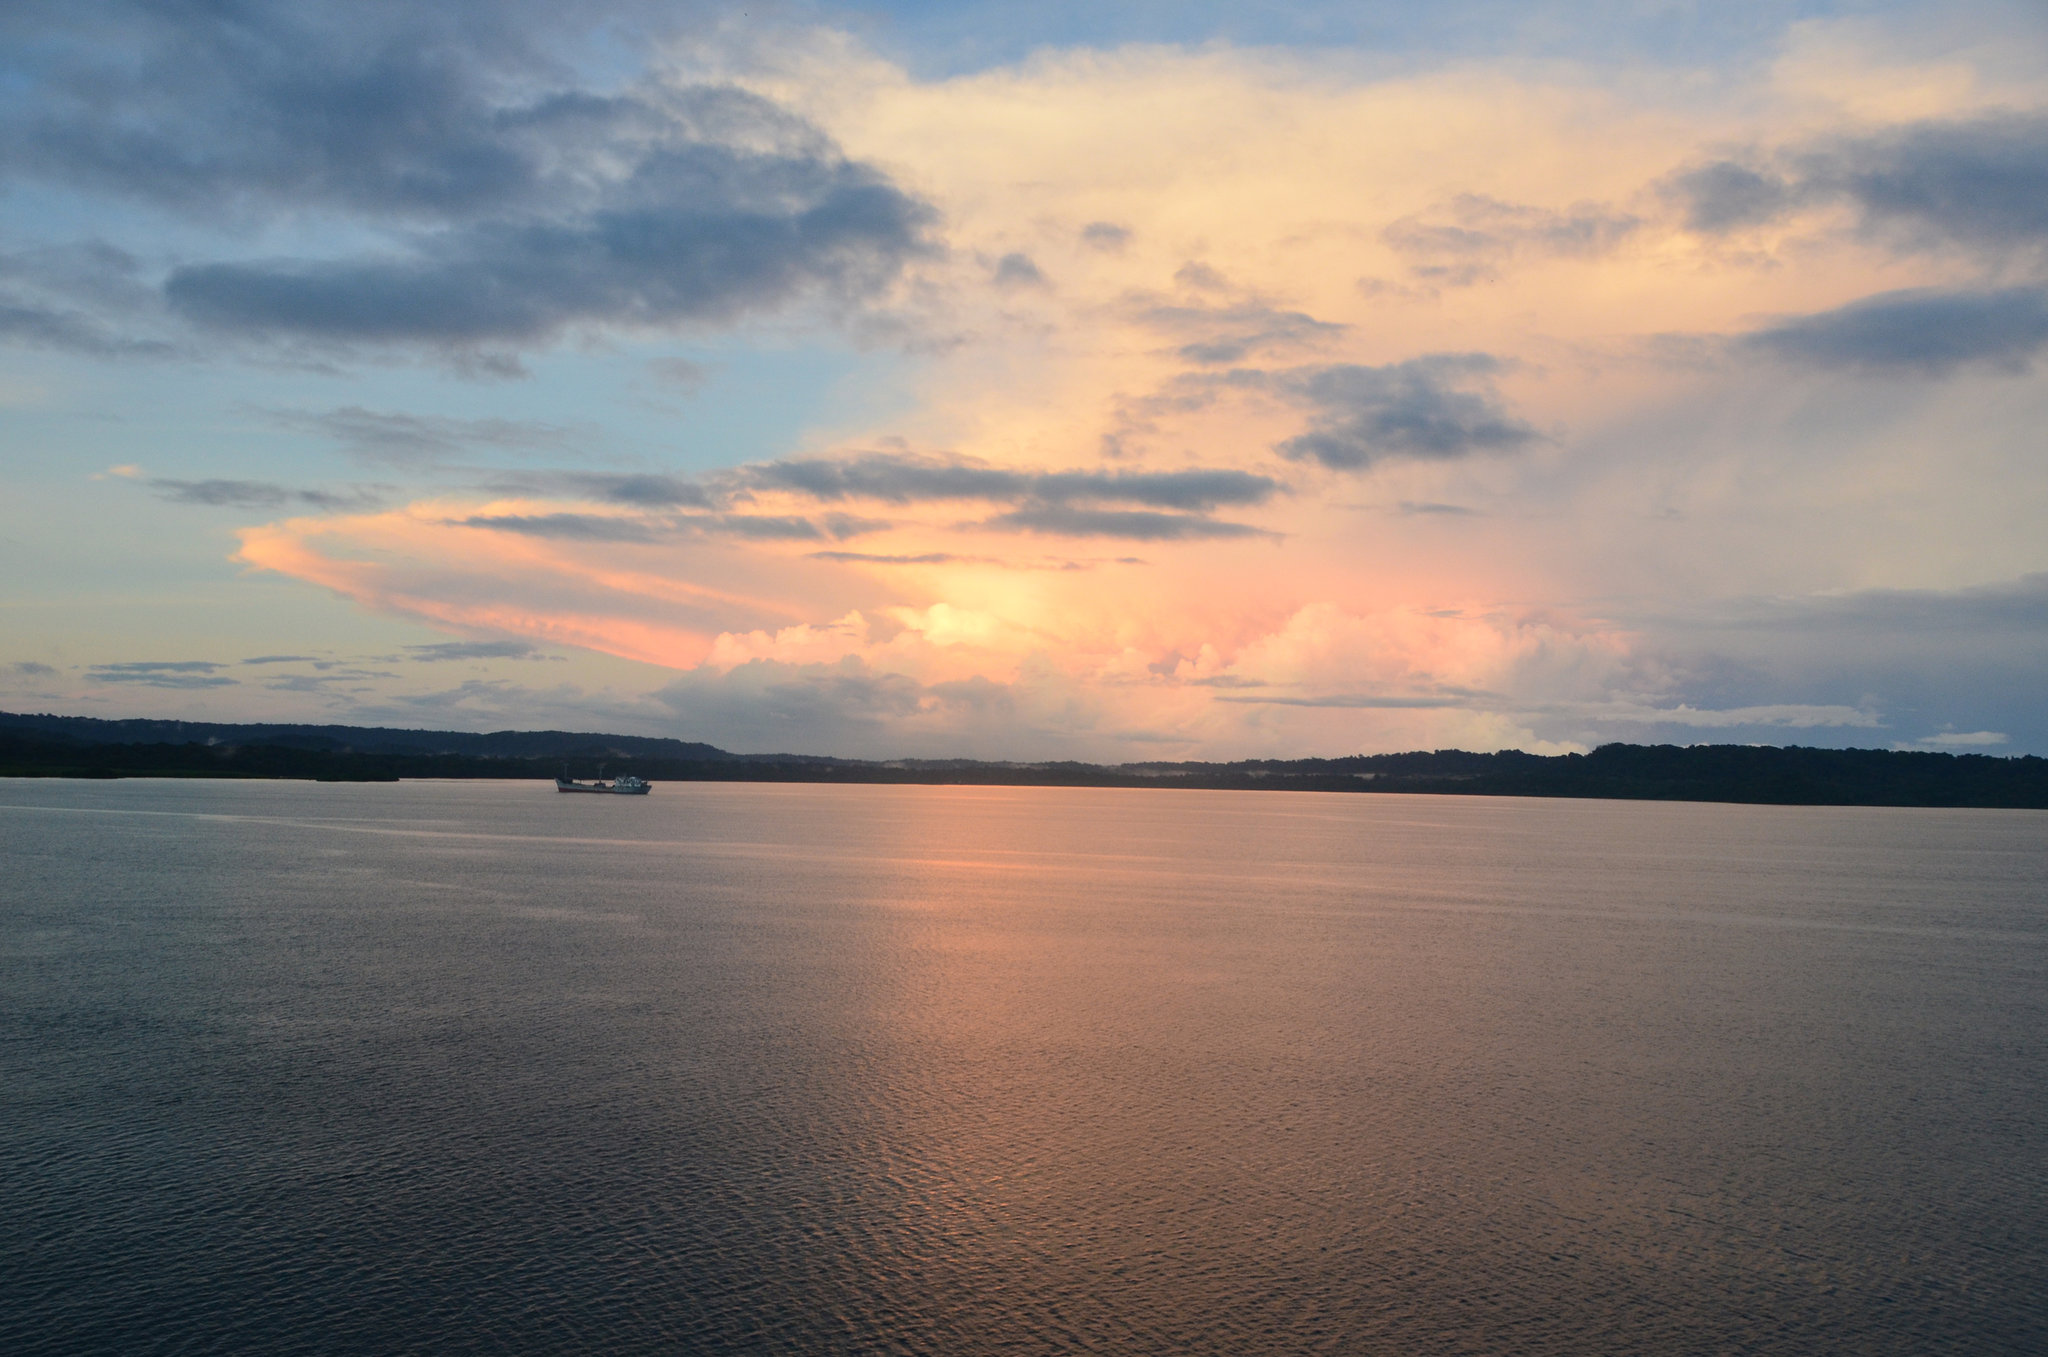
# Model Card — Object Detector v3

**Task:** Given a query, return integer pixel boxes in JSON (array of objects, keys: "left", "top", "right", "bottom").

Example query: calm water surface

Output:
[{"left": 2, "top": 779, "right": 2044, "bottom": 1354}]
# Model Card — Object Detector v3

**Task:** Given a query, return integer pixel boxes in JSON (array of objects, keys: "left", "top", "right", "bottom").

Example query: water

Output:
[{"left": 2, "top": 779, "right": 2043, "bottom": 1355}]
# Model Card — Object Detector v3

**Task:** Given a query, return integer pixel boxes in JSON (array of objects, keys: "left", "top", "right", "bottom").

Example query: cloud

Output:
[
  {"left": 241, "top": 655, "right": 320, "bottom": 665},
  {"left": 1134, "top": 298, "right": 1347, "bottom": 365},
  {"left": 1664, "top": 160, "right": 1797, "bottom": 232},
  {"left": 146, "top": 478, "right": 388, "bottom": 511},
  {"left": 456, "top": 511, "right": 829, "bottom": 541},
  {"left": 5, "top": 6, "right": 937, "bottom": 359},
  {"left": 1738, "top": 287, "right": 2048, "bottom": 375},
  {"left": 980, "top": 505, "right": 1273, "bottom": 540},
  {"left": 1080, "top": 221, "right": 1131, "bottom": 251},
  {"left": 86, "top": 660, "right": 237, "bottom": 688},
  {"left": 1382, "top": 193, "right": 1639, "bottom": 284},
  {"left": 1910, "top": 730, "right": 2009, "bottom": 747},
  {"left": 0, "top": 243, "right": 174, "bottom": 357},
  {"left": 1587, "top": 702, "right": 1883, "bottom": 729},
  {"left": 456, "top": 512, "right": 673, "bottom": 543},
  {"left": 9, "top": 661, "right": 58, "bottom": 677},
  {"left": 1259, "top": 355, "right": 1538, "bottom": 469},
  {"left": 270, "top": 406, "right": 579, "bottom": 467},
  {"left": 165, "top": 160, "right": 931, "bottom": 353},
  {"left": 402, "top": 640, "right": 546, "bottom": 662},
  {"left": 1669, "top": 111, "right": 2048, "bottom": 256},
  {"left": 735, "top": 452, "right": 1283, "bottom": 510},
  {"left": 992, "top": 252, "right": 1047, "bottom": 287}
]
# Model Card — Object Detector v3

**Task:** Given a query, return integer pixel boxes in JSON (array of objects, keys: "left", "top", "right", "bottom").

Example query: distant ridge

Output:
[
  {"left": 0, "top": 711, "right": 736, "bottom": 763},
  {"left": 2, "top": 710, "right": 2044, "bottom": 807}
]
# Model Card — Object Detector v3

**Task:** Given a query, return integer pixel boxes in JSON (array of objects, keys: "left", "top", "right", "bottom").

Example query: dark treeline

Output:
[{"left": 2, "top": 711, "right": 2044, "bottom": 807}]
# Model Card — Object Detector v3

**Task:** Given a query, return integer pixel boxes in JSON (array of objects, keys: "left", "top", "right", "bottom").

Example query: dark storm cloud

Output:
[
  {"left": 87, "top": 660, "right": 238, "bottom": 688},
  {"left": 1258, "top": 355, "right": 1538, "bottom": 469},
  {"left": 737, "top": 453, "right": 1282, "bottom": 510},
  {"left": 145, "top": 477, "right": 388, "bottom": 511},
  {"left": 3, "top": 4, "right": 936, "bottom": 356},
  {"left": 1668, "top": 111, "right": 2048, "bottom": 254},
  {"left": 1739, "top": 286, "right": 2048, "bottom": 376}
]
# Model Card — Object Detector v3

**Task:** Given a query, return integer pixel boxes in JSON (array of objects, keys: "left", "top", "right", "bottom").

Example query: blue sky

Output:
[{"left": 3, "top": 0, "right": 2046, "bottom": 757}]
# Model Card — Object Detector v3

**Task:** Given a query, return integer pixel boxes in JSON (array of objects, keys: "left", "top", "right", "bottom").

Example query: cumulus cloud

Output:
[{"left": 1738, "top": 286, "right": 2048, "bottom": 375}]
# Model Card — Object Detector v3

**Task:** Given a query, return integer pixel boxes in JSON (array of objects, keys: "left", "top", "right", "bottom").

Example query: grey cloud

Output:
[
  {"left": 1213, "top": 692, "right": 1483, "bottom": 709},
  {"left": 806, "top": 550, "right": 1135, "bottom": 570},
  {"left": 0, "top": 296, "right": 172, "bottom": 357},
  {"left": 509, "top": 472, "right": 713, "bottom": 508},
  {"left": 272, "top": 406, "right": 578, "bottom": 466},
  {"left": 145, "top": 477, "right": 387, "bottom": 511},
  {"left": 87, "top": 660, "right": 237, "bottom": 688},
  {"left": 0, "top": 242, "right": 174, "bottom": 356},
  {"left": 165, "top": 153, "right": 932, "bottom": 350},
  {"left": 981, "top": 505, "right": 1273, "bottom": 541},
  {"left": 993, "top": 252, "right": 1047, "bottom": 287},
  {"left": 1665, "top": 161, "right": 1797, "bottom": 232},
  {"left": 1739, "top": 286, "right": 2048, "bottom": 376},
  {"left": 1669, "top": 111, "right": 2048, "bottom": 255},
  {"left": 809, "top": 551, "right": 965, "bottom": 565},
  {"left": 1081, "top": 221, "right": 1131, "bottom": 251},
  {"left": 1809, "top": 110, "right": 2048, "bottom": 254},
  {"left": 457, "top": 512, "right": 669, "bottom": 542},
  {"left": 1383, "top": 194, "right": 1639, "bottom": 283},
  {"left": 1398, "top": 500, "right": 1479, "bottom": 516},
  {"left": 403, "top": 640, "right": 544, "bottom": 662},
  {"left": 458, "top": 510, "right": 826, "bottom": 541},
  {"left": 9, "top": 661, "right": 59, "bottom": 676},
  {"left": 5, "top": 7, "right": 937, "bottom": 357},
  {"left": 241, "top": 655, "right": 320, "bottom": 665},
  {"left": 1260, "top": 355, "right": 1538, "bottom": 469},
  {"left": 1135, "top": 299, "right": 1347, "bottom": 365},
  {"left": 737, "top": 453, "right": 1282, "bottom": 511}
]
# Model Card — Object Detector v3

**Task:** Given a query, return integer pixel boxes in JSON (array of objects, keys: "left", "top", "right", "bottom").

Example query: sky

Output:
[{"left": 3, "top": 0, "right": 2047, "bottom": 759}]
